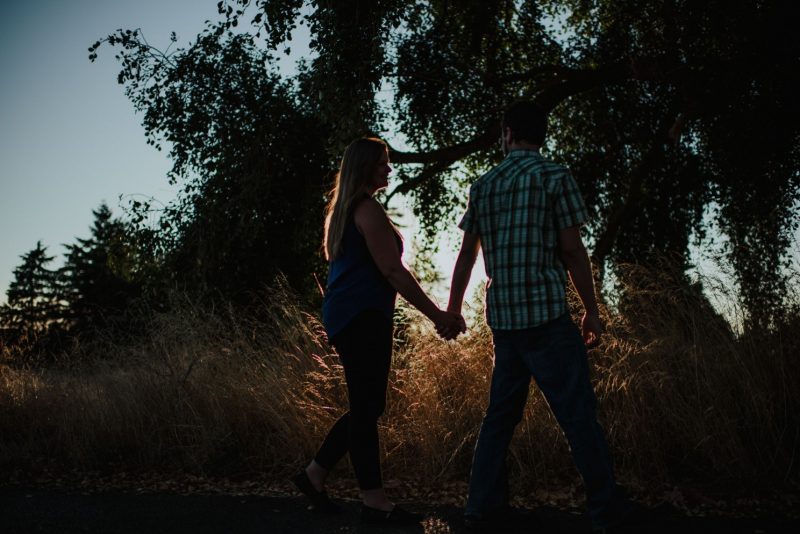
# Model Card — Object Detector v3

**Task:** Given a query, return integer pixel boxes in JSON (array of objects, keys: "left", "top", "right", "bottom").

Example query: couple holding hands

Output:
[{"left": 291, "top": 101, "right": 631, "bottom": 533}]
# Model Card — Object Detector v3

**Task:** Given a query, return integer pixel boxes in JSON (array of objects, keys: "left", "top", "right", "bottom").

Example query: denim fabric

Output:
[{"left": 465, "top": 314, "right": 616, "bottom": 526}]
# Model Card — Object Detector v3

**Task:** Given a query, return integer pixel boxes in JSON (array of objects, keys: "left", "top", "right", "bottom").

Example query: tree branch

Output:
[
  {"left": 385, "top": 158, "right": 458, "bottom": 203},
  {"left": 383, "top": 56, "right": 711, "bottom": 201},
  {"left": 387, "top": 61, "right": 638, "bottom": 167},
  {"left": 387, "top": 127, "right": 497, "bottom": 165},
  {"left": 495, "top": 64, "right": 589, "bottom": 84}
]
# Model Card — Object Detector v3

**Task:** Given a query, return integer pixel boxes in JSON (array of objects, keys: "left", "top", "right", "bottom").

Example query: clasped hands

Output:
[{"left": 433, "top": 309, "right": 467, "bottom": 341}]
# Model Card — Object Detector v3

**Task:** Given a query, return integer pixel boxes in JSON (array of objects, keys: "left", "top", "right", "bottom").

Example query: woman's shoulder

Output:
[
  {"left": 352, "top": 195, "right": 386, "bottom": 223},
  {"left": 353, "top": 196, "right": 394, "bottom": 239}
]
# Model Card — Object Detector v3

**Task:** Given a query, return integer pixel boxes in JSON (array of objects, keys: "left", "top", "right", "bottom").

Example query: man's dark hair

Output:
[{"left": 502, "top": 101, "right": 547, "bottom": 145}]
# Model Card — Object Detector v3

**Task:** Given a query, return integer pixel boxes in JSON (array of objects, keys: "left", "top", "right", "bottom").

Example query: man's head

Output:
[{"left": 501, "top": 101, "right": 547, "bottom": 153}]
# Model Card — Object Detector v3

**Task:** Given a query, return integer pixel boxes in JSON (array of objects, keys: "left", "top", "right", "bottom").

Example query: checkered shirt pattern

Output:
[{"left": 458, "top": 149, "right": 589, "bottom": 330}]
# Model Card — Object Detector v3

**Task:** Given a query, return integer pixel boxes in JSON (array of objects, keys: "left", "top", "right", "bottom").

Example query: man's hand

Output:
[
  {"left": 435, "top": 310, "right": 467, "bottom": 340},
  {"left": 581, "top": 313, "right": 604, "bottom": 348}
]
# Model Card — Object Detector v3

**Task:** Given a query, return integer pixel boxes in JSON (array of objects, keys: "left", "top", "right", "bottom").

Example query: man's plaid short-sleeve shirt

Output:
[{"left": 458, "top": 149, "right": 589, "bottom": 330}]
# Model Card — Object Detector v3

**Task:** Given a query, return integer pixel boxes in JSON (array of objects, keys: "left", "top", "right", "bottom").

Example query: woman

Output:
[{"left": 291, "top": 137, "right": 465, "bottom": 525}]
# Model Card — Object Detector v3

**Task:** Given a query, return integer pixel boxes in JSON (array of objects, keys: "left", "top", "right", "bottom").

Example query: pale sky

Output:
[{"left": 0, "top": 0, "right": 207, "bottom": 302}]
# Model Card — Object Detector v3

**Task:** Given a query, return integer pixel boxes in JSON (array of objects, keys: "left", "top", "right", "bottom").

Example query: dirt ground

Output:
[{"left": 2, "top": 485, "right": 798, "bottom": 534}]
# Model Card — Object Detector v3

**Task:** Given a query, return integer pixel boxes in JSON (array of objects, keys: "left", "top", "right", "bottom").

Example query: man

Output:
[{"left": 447, "top": 100, "right": 627, "bottom": 533}]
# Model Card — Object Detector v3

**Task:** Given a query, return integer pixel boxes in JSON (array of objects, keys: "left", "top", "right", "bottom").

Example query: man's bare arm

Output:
[
  {"left": 447, "top": 231, "right": 481, "bottom": 315},
  {"left": 557, "top": 225, "right": 603, "bottom": 346}
]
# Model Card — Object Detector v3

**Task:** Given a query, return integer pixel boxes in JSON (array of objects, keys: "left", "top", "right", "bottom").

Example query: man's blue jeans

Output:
[{"left": 465, "top": 314, "right": 616, "bottom": 526}]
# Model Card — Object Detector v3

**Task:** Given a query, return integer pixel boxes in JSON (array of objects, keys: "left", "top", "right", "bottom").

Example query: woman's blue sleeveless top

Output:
[{"left": 322, "top": 215, "right": 401, "bottom": 339}]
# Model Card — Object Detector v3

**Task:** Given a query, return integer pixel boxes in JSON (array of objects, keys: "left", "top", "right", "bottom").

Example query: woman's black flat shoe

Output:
[
  {"left": 361, "top": 504, "right": 423, "bottom": 525},
  {"left": 290, "top": 470, "right": 341, "bottom": 514}
]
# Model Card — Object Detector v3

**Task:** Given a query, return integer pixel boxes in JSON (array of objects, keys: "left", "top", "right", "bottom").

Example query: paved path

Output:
[{"left": 2, "top": 487, "right": 798, "bottom": 533}]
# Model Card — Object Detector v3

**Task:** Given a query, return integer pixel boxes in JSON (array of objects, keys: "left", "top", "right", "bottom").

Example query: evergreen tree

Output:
[
  {"left": 59, "top": 204, "right": 140, "bottom": 333},
  {"left": 0, "top": 241, "right": 62, "bottom": 342}
]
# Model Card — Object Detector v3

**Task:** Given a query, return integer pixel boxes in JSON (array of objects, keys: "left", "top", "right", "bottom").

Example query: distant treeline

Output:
[
  {"left": 1, "top": 205, "right": 146, "bottom": 352},
  {"left": 0, "top": 194, "right": 328, "bottom": 358}
]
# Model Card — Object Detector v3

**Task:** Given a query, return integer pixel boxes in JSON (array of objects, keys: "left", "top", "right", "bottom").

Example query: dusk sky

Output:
[{"left": 1, "top": 0, "right": 208, "bottom": 302}]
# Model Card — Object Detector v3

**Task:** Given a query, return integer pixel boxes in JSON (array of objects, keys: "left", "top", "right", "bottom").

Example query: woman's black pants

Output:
[{"left": 313, "top": 311, "right": 393, "bottom": 491}]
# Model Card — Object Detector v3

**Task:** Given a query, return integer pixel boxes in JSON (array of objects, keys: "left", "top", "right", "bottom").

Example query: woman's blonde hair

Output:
[{"left": 323, "top": 137, "right": 388, "bottom": 260}]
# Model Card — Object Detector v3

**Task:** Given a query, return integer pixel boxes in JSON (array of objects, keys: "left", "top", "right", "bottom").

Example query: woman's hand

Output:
[{"left": 434, "top": 310, "right": 467, "bottom": 340}]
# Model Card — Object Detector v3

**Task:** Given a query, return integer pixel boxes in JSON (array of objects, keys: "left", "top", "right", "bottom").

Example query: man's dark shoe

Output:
[
  {"left": 289, "top": 469, "right": 341, "bottom": 514},
  {"left": 361, "top": 504, "right": 423, "bottom": 526},
  {"left": 464, "top": 506, "right": 539, "bottom": 531}
]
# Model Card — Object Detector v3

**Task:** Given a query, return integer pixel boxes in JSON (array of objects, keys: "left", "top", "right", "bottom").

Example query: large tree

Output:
[
  {"left": 92, "top": 0, "right": 800, "bottom": 325},
  {"left": 92, "top": 28, "right": 332, "bottom": 303}
]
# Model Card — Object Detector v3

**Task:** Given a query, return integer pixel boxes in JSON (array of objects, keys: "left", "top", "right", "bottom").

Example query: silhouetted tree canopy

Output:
[
  {"left": 89, "top": 0, "right": 800, "bottom": 326},
  {"left": 92, "top": 28, "right": 331, "bottom": 303}
]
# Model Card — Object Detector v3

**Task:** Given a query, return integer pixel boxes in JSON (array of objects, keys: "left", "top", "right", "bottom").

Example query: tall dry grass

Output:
[
  {"left": 0, "top": 283, "right": 345, "bottom": 476},
  {"left": 1, "top": 269, "right": 798, "bottom": 494}
]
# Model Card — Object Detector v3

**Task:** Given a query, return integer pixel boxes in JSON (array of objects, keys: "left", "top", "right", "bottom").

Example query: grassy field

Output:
[{"left": 1, "top": 268, "right": 798, "bottom": 499}]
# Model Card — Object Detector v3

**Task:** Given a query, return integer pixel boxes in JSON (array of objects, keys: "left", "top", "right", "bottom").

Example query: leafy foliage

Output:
[{"left": 91, "top": 28, "right": 333, "bottom": 302}]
